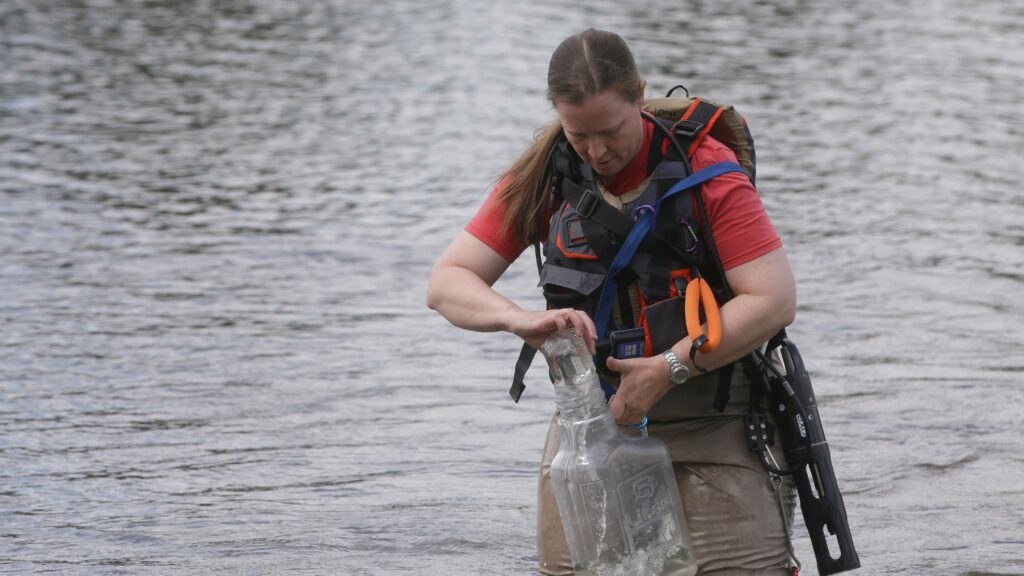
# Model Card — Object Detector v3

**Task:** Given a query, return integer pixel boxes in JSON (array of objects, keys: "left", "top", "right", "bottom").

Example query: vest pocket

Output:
[
  {"left": 642, "top": 296, "right": 686, "bottom": 355},
  {"left": 539, "top": 263, "right": 604, "bottom": 296},
  {"left": 539, "top": 263, "right": 604, "bottom": 309}
]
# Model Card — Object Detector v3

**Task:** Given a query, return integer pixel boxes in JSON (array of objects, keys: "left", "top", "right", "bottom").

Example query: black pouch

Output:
[{"left": 642, "top": 296, "right": 686, "bottom": 355}]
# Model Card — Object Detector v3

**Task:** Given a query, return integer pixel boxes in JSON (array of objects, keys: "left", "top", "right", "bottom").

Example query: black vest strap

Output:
[
  {"left": 713, "top": 362, "right": 735, "bottom": 412},
  {"left": 572, "top": 168, "right": 624, "bottom": 271},
  {"left": 558, "top": 177, "right": 701, "bottom": 269},
  {"left": 509, "top": 342, "right": 537, "bottom": 403},
  {"left": 674, "top": 99, "right": 720, "bottom": 139},
  {"left": 560, "top": 177, "right": 632, "bottom": 236},
  {"left": 616, "top": 282, "right": 634, "bottom": 331}
]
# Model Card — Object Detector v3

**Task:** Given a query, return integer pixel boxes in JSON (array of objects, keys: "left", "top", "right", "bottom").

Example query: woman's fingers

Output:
[
  {"left": 554, "top": 312, "right": 567, "bottom": 332},
  {"left": 606, "top": 356, "right": 671, "bottom": 426},
  {"left": 608, "top": 393, "right": 644, "bottom": 426},
  {"left": 561, "top": 309, "right": 596, "bottom": 353},
  {"left": 508, "top": 308, "right": 597, "bottom": 352},
  {"left": 606, "top": 360, "right": 639, "bottom": 425},
  {"left": 605, "top": 356, "right": 630, "bottom": 374},
  {"left": 566, "top": 313, "right": 586, "bottom": 344},
  {"left": 583, "top": 314, "right": 598, "bottom": 344}
]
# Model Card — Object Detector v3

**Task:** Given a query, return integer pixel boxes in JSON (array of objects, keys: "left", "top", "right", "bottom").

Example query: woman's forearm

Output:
[
  {"left": 670, "top": 247, "right": 796, "bottom": 374},
  {"left": 669, "top": 289, "right": 795, "bottom": 374},
  {"left": 426, "top": 233, "right": 597, "bottom": 350},
  {"left": 426, "top": 263, "right": 519, "bottom": 333},
  {"left": 426, "top": 231, "right": 521, "bottom": 333}
]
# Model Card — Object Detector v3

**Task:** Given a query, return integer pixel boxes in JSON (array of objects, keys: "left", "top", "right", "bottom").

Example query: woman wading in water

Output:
[{"left": 428, "top": 28, "right": 799, "bottom": 575}]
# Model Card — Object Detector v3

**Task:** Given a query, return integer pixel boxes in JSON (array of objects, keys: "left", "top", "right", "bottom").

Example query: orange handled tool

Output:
[{"left": 685, "top": 277, "right": 721, "bottom": 370}]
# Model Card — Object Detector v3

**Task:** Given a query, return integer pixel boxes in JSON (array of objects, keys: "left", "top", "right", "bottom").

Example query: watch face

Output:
[{"left": 670, "top": 368, "right": 688, "bottom": 385}]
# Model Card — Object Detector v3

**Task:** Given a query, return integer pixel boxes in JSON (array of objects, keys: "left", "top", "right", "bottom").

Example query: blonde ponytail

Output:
[{"left": 496, "top": 120, "right": 563, "bottom": 245}]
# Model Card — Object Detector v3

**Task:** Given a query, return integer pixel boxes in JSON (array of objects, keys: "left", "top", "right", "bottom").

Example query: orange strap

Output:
[{"left": 684, "top": 277, "right": 721, "bottom": 354}]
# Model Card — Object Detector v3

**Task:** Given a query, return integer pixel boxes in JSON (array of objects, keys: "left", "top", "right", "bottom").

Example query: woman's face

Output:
[{"left": 556, "top": 89, "right": 644, "bottom": 179}]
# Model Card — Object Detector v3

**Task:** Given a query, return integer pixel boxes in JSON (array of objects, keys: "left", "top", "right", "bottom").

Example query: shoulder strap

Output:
[
  {"left": 649, "top": 113, "right": 749, "bottom": 412},
  {"left": 591, "top": 161, "right": 747, "bottom": 339},
  {"left": 509, "top": 342, "right": 536, "bottom": 403},
  {"left": 645, "top": 96, "right": 756, "bottom": 182},
  {"left": 555, "top": 153, "right": 703, "bottom": 270}
]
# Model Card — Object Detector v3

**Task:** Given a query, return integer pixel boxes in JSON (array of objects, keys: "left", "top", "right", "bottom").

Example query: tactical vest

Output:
[
  {"left": 540, "top": 128, "right": 712, "bottom": 349},
  {"left": 510, "top": 95, "right": 757, "bottom": 407}
]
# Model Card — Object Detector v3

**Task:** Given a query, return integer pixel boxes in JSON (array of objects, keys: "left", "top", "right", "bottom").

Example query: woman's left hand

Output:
[{"left": 605, "top": 356, "right": 672, "bottom": 426}]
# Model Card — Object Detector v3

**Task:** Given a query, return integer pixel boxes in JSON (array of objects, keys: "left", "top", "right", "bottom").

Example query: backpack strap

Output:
[
  {"left": 591, "top": 161, "right": 747, "bottom": 340},
  {"left": 646, "top": 96, "right": 756, "bottom": 182},
  {"left": 555, "top": 151, "right": 703, "bottom": 271},
  {"left": 678, "top": 98, "right": 725, "bottom": 157},
  {"left": 649, "top": 114, "right": 743, "bottom": 412},
  {"left": 654, "top": 98, "right": 723, "bottom": 157}
]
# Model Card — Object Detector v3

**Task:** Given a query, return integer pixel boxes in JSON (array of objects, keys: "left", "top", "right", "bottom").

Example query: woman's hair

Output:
[{"left": 497, "top": 29, "right": 642, "bottom": 245}]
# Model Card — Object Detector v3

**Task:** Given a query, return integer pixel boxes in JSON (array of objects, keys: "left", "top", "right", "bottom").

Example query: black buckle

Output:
[
  {"left": 744, "top": 410, "right": 774, "bottom": 453},
  {"left": 577, "top": 188, "right": 599, "bottom": 219},
  {"left": 672, "top": 119, "right": 703, "bottom": 138}
]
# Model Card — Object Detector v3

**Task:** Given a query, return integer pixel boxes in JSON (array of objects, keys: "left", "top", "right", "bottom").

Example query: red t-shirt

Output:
[{"left": 466, "top": 118, "right": 781, "bottom": 269}]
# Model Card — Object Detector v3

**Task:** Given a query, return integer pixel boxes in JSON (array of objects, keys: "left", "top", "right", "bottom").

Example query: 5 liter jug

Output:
[{"left": 540, "top": 331, "right": 698, "bottom": 576}]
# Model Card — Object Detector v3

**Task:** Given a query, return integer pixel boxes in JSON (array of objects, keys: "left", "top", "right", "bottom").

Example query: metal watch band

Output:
[{"left": 663, "top": 350, "right": 689, "bottom": 386}]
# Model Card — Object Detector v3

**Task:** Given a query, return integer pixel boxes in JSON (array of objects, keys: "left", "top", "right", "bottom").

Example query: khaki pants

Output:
[{"left": 537, "top": 414, "right": 797, "bottom": 576}]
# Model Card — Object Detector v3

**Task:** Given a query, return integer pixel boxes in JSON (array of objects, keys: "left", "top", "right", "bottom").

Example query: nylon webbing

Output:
[
  {"left": 559, "top": 177, "right": 701, "bottom": 269},
  {"left": 509, "top": 343, "right": 537, "bottom": 403},
  {"left": 593, "top": 161, "right": 746, "bottom": 340}
]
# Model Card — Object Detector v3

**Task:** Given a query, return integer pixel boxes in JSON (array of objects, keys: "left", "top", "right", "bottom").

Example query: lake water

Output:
[{"left": 1, "top": 0, "right": 1022, "bottom": 574}]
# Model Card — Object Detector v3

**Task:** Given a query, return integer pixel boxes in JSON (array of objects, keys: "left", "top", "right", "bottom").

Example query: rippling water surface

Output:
[{"left": 2, "top": 1, "right": 1022, "bottom": 574}]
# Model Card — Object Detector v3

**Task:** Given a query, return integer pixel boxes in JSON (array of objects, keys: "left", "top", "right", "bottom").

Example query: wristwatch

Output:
[{"left": 662, "top": 350, "right": 690, "bottom": 386}]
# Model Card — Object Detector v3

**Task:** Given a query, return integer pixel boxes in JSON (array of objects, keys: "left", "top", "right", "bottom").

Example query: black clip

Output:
[
  {"left": 744, "top": 410, "right": 774, "bottom": 453},
  {"left": 689, "top": 336, "right": 708, "bottom": 374},
  {"left": 671, "top": 275, "right": 688, "bottom": 298},
  {"left": 577, "top": 188, "right": 599, "bottom": 219},
  {"left": 671, "top": 119, "right": 704, "bottom": 138}
]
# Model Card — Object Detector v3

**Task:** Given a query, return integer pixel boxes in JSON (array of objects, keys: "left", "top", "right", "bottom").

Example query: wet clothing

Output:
[
  {"left": 538, "top": 413, "right": 797, "bottom": 575},
  {"left": 465, "top": 116, "right": 795, "bottom": 574}
]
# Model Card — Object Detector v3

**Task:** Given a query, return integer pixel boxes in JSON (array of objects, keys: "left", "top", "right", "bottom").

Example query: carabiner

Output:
[
  {"left": 631, "top": 203, "right": 654, "bottom": 222},
  {"left": 680, "top": 219, "right": 700, "bottom": 254},
  {"left": 685, "top": 276, "right": 722, "bottom": 372}
]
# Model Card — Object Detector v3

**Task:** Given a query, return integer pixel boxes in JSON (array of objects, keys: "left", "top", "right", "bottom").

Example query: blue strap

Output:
[{"left": 593, "top": 161, "right": 746, "bottom": 340}]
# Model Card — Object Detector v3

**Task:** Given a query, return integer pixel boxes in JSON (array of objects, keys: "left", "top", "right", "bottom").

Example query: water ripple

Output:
[{"left": 2, "top": 0, "right": 1023, "bottom": 574}]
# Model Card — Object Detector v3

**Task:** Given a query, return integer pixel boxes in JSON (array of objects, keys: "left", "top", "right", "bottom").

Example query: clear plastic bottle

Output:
[{"left": 540, "top": 331, "right": 697, "bottom": 576}]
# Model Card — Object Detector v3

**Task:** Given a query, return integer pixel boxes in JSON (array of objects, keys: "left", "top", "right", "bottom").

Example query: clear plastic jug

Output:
[{"left": 540, "top": 331, "right": 697, "bottom": 576}]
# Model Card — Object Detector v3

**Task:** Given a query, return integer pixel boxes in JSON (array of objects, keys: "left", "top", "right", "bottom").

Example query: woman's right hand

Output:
[{"left": 505, "top": 307, "right": 597, "bottom": 353}]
